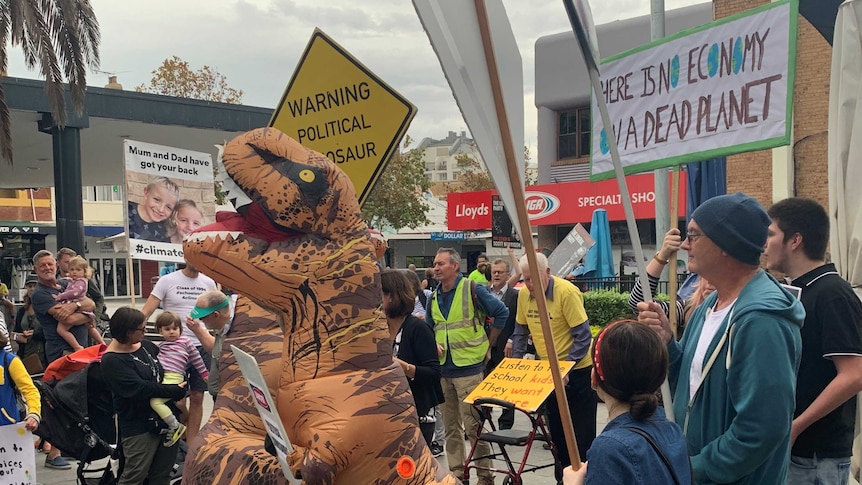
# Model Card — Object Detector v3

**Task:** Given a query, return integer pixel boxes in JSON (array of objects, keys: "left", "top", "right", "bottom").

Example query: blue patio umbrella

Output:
[
  {"left": 679, "top": 158, "right": 727, "bottom": 300},
  {"left": 685, "top": 157, "right": 727, "bottom": 224},
  {"left": 584, "top": 209, "right": 615, "bottom": 279}
]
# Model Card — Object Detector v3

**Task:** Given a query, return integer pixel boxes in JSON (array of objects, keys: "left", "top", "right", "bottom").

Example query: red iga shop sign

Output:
[
  {"left": 526, "top": 172, "right": 687, "bottom": 225},
  {"left": 447, "top": 173, "right": 686, "bottom": 229},
  {"left": 447, "top": 190, "right": 493, "bottom": 230}
]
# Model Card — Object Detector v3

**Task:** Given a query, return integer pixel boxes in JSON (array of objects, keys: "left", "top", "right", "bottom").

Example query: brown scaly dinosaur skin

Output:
[
  {"left": 183, "top": 296, "right": 289, "bottom": 485},
  {"left": 183, "top": 127, "right": 458, "bottom": 485}
]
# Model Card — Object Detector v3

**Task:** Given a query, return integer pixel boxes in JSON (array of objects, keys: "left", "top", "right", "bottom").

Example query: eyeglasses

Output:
[{"left": 686, "top": 231, "right": 707, "bottom": 243}]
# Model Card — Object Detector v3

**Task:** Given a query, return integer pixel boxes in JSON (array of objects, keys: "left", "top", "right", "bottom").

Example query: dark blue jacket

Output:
[{"left": 586, "top": 408, "right": 691, "bottom": 484}]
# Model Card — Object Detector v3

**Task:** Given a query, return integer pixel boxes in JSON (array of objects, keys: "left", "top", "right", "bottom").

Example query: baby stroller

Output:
[{"left": 35, "top": 361, "right": 122, "bottom": 485}]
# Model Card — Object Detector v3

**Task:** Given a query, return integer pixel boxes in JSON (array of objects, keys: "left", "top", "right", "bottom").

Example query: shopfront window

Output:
[
  {"left": 406, "top": 256, "right": 435, "bottom": 269},
  {"left": 83, "top": 185, "right": 123, "bottom": 202},
  {"left": 97, "top": 257, "right": 141, "bottom": 297},
  {"left": 0, "top": 235, "right": 46, "bottom": 301}
]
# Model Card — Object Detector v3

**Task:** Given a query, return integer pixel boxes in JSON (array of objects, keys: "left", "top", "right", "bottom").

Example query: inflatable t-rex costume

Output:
[
  {"left": 183, "top": 127, "right": 457, "bottom": 485},
  {"left": 184, "top": 296, "right": 289, "bottom": 484}
]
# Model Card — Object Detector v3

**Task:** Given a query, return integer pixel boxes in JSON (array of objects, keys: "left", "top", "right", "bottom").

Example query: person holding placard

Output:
[
  {"left": 638, "top": 193, "right": 804, "bottom": 485},
  {"left": 141, "top": 260, "right": 218, "bottom": 447},
  {"left": 627, "top": 228, "right": 715, "bottom": 334}
]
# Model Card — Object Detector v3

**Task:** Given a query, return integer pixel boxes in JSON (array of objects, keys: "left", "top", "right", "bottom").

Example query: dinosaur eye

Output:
[{"left": 299, "top": 169, "right": 315, "bottom": 183}]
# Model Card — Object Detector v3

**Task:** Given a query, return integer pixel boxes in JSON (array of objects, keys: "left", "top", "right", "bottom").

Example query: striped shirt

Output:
[{"left": 157, "top": 336, "right": 209, "bottom": 379}]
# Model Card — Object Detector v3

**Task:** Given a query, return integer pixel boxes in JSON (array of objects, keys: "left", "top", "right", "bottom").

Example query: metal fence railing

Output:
[{"left": 569, "top": 274, "right": 690, "bottom": 295}]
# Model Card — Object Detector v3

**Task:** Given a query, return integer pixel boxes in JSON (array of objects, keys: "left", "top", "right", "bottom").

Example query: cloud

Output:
[{"left": 5, "top": 0, "right": 704, "bottom": 161}]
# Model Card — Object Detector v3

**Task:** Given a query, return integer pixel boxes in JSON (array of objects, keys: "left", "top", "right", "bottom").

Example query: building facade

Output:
[
  {"left": 417, "top": 130, "right": 485, "bottom": 195},
  {"left": 533, "top": 1, "right": 830, "bottom": 250}
]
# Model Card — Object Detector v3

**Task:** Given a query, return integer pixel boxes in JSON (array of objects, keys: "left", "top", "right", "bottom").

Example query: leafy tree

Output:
[
  {"left": 0, "top": 0, "right": 100, "bottom": 164},
  {"left": 138, "top": 56, "right": 243, "bottom": 202},
  {"left": 524, "top": 145, "right": 538, "bottom": 186},
  {"left": 136, "top": 56, "right": 243, "bottom": 104},
  {"left": 455, "top": 153, "right": 496, "bottom": 192},
  {"left": 454, "top": 145, "right": 536, "bottom": 192},
  {"left": 363, "top": 135, "right": 431, "bottom": 230}
]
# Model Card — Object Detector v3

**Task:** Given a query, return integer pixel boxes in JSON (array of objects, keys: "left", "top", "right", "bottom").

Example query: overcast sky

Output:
[{"left": 8, "top": 0, "right": 703, "bottom": 153}]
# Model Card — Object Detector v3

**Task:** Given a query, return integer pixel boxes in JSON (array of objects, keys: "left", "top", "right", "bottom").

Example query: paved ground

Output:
[
  {"left": 35, "top": 397, "right": 606, "bottom": 485},
  {"left": 31, "top": 299, "right": 862, "bottom": 484}
]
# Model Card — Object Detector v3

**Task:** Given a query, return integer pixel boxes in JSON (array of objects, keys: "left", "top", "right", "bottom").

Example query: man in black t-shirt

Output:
[{"left": 766, "top": 198, "right": 862, "bottom": 484}]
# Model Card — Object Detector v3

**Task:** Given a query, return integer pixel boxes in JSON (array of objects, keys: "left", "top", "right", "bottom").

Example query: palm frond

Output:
[
  {"left": 22, "top": 0, "right": 65, "bottom": 125},
  {"left": 0, "top": 6, "right": 11, "bottom": 75},
  {"left": 72, "top": 0, "right": 98, "bottom": 66},
  {"left": 51, "top": 0, "right": 87, "bottom": 111},
  {"left": 0, "top": 86, "right": 13, "bottom": 164},
  {"left": 1, "top": 0, "right": 100, "bottom": 164}
]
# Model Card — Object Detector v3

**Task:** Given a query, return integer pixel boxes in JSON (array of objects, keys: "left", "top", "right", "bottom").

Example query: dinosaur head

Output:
[
  {"left": 182, "top": 127, "right": 375, "bottom": 298},
  {"left": 213, "top": 127, "right": 365, "bottom": 240}
]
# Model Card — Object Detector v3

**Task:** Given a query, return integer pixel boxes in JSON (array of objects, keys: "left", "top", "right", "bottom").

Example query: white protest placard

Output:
[
  {"left": 563, "top": 0, "right": 600, "bottom": 72},
  {"left": 413, "top": 0, "right": 525, "bottom": 240},
  {"left": 232, "top": 345, "right": 300, "bottom": 484},
  {"left": 0, "top": 423, "right": 37, "bottom": 484},
  {"left": 547, "top": 223, "right": 594, "bottom": 277},
  {"left": 590, "top": 0, "right": 797, "bottom": 181},
  {"left": 124, "top": 140, "right": 216, "bottom": 263}
]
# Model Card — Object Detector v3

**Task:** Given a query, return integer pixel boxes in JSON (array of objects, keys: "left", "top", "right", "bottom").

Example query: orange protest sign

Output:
[{"left": 464, "top": 358, "right": 576, "bottom": 412}]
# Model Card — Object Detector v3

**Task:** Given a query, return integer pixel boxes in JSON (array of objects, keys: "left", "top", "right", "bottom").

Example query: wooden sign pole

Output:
[
  {"left": 474, "top": 0, "right": 581, "bottom": 468},
  {"left": 668, "top": 168, "right": 680, "bottom": 340}
]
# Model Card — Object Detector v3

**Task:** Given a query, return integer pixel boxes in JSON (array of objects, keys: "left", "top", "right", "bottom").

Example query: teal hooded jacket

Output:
[{"left": 667, "top": 270, "right": 804, "bottom": 484}]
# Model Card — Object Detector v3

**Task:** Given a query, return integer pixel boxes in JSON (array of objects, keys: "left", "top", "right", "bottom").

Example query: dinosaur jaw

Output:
[
  {"left": 190, "top": 202, "right": 303, "bottom": 245},
  {"left": 183, "top": 202, "right": 303, "bottom": 278},
  {"left": 183, "top": 205, "right": 308, "bottom": 298}
]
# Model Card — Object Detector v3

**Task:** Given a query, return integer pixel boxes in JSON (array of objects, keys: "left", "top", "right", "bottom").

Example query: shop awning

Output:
[{"left": 84, "top": 226, "right": 124, "bottom": 237}]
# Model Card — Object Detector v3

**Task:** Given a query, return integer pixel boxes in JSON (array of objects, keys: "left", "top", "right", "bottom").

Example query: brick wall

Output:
[
  {"left": 0, "top": 187, "right": 53, "bottom": 221},
  {"left": 715, "top": 0, "right": 831, "bottom": 208},
  {"left": 0, "top": 206, "right": 52, "bottom": 220},
  {"left": 140, "top": 259, "right": 159, "bottom": 298},
  {"left": 790, "top": 13, "right": 831, "bottom": 208}
]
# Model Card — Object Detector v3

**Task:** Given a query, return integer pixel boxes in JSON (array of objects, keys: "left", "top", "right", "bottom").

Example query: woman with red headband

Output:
[{"left": 564, "top": 320, "right": 691, "bottom": 485}]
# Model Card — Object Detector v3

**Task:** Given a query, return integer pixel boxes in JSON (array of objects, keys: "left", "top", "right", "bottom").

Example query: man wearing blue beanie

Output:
[{"left": 638, "top": 192, "right": 804, "bottom": 485}]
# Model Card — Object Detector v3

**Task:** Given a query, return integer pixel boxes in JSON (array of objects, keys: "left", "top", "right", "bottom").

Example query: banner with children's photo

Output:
[
  {"left": 123, "top": 140, "right": 216, "bottom": 263},
  {"left": 0, "top": 423, "right": 37, "bottom": 484}
]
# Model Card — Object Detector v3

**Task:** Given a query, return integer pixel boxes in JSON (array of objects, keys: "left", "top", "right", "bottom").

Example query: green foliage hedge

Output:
[{"left": 583, "top": 289, "right": 669, "bottom": 329}]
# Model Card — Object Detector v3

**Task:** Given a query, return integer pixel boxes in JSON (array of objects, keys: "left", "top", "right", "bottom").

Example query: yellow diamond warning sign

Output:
[{"left": 270, "top": 29, "right": 417, "bottom": 205}]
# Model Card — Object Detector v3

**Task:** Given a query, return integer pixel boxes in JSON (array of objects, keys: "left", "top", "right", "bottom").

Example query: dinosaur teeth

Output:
[
  {"left": 185, "top": 231, "right": 243, "bottom": 243},
  {"left": 215, "top": 144, "right": 253, "bottom": 210}
]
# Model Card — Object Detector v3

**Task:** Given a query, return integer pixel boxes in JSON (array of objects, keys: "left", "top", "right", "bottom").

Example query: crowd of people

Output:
[
  {"left": 0, "top": 247, "right": 229, "bottom": 481},
  {"left": 1, "top": 193, "right": 860, "bottom": 485}
]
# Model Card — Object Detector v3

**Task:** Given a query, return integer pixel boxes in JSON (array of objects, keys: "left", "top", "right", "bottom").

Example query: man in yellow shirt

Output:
[{"left": 511, "top": 252, "right": 596, "bottom": 468}]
